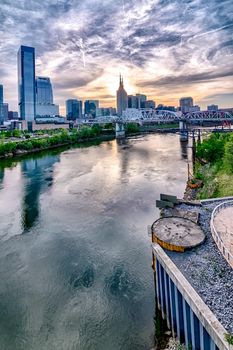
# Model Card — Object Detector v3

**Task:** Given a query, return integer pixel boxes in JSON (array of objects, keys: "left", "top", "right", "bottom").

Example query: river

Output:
[{"left": 0, "top": 134, "right": 189, "bottom": 350}]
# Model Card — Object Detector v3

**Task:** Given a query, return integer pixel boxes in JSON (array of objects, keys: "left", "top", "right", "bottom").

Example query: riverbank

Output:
[
  {"left": 0, "top": 127, "right": 115, "bottom": 159},
  {"left": 0, "top": 134, "right": 115, "bottom": 159},
  {"left": 194, "top": 133, "right": 233, "bottom": 199},
  {"left": 0, "top": 124, "right": 180, "bottom": 160}
]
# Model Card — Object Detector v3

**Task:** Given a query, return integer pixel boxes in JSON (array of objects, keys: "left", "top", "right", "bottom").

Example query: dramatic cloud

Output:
[{"left": 0, "top": 0, "right": 233, "bottom": 113}]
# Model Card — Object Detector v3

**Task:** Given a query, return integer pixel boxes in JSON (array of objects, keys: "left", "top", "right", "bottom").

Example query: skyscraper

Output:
[
  {"left": 66, "top": 99, "right": 82, "bottom": 120},
  {"left": 144, "top": 100, "right": 156, "bottom": 109},
  {"left": 84, "top": 100, "right": 99, "bottom": 117},
  {"left": 117, "top": 75, "right": 128, "bottom": 116},
  {"left": 0, "top": 85, "right": 3, "bottom": 104},
  {"left": 96, "top": 107, "right": 117, "bottom": 117},
  {"left": 179, "top": 97, "right": 193, "bottom": 113},
  {"left": 18, "top": 45, "right": 36, "bottom": 121},
  {"left": 207, "top": 105, "right": 218, "bottom": 112},
  {"left": 136, "top": 94, "right": 147, "bottom": 108},
  {"left": 128, "top": 95, "right": 138, "bottom": 109},
  {"left": 0, "top": 85, "right": 3, "bottom": 124},
  {"left": 36, "top": 77, "right": 53, "bottom": 104},
  {"left": 36, "top": 76, "right": 59, "bottom": 117}
]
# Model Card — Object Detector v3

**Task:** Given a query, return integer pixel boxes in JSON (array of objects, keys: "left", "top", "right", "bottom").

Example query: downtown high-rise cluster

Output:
[{"left": 0, "top": 45, "right": 224, "bottom": 127}]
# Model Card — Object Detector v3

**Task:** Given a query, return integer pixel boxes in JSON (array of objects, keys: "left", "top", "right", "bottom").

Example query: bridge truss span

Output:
[
  {"left": 77, "top": 109, "right": 233, "bottom": 126},
  {"left": 183, "top": 110, "right": 232, "bottom": 121},
  {"left": 121, "top": 109, "right": 233, "bottom": 123}
]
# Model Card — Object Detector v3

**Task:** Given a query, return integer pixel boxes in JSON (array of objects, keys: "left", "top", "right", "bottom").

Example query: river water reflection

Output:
[{"left": 0, "top": 134, "right": 189, "bottom": 350}]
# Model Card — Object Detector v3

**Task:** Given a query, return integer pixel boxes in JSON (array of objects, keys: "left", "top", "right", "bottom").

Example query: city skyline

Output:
[{"left": 1, "top": 0, "right": 233, "bottom": 115}]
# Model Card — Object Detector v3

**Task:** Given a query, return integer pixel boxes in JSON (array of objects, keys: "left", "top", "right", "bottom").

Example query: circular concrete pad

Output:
[{"left": 152, "top": 217, "right": 205, "bottom": 251}]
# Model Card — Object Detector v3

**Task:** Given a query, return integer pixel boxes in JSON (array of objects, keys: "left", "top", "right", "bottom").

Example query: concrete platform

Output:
[
  {"left": 214, "top": 206, "right": 233, "bottom": 255},
  {"left": 166, "top": 200, "right": 233, "bottom": 334},
  {"left": 152, "top": 217, "right": 205, "bottom": 252}
]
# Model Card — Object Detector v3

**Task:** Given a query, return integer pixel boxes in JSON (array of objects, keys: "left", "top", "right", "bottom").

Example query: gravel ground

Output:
[{"left": 166, "top": 200, "right": 233, "bottom": 334}]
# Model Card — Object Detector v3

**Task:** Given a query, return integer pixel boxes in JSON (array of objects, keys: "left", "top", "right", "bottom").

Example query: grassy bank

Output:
[
  {"left": 0, "top": 126, "right": 114, "bottom": 159},
  {"left": 195, "top": 132, "right": 233, "bottom": 199},
  {"left": 141, "top": 122, "right": 179, "bottom": 130},
  {"left": 0, "top": 122, "right": 181, "bottom": 160}
]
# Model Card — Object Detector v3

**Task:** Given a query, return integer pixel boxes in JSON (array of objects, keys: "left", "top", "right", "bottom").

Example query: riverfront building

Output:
[
  {"left": 179, "top": 97, "right": 193, "bottom": 113},
  {"left": 144, "top": 100, "right": 156, "bottom": 109},
  {"left": 208, "top": 105, "right": 219, "bottom": 112},
  {"left": 117, "top": 75, "right": 128, "bottom": 116},
  {"left": 36, "top": 77, "right": 53, "bottom": 104},
  {"left": 36, "top": 77, "right": 59, "bottom": 117},
  {"left": 8, "top": 111, "right": 18, "bottom": 120},
  {"left": 66, "top": 99, "right": 82, "bottom": 120},
  {"left": 0, "top": 84, "right": 3, "bottom": 104},
  {"left": 128, "top": 94, "right": 150, "bottom": 109},
  {"left": 0, "top": 84, "right": 8, "bottom": 123},
  {"left": 84, "top": 100, "right": 99, "bottom": 118},
  {"left": 128, "top": 95, "right": 138, "bottom": 109},
  {"left": 18, "top": 46, "right": 36, "bottom": 121},
  {"left": 136, "top": 93, "right": 147, "bottom": 108},
  {"left": 0, "top": 84, "right": 4, "bottom": 124},
  {"left": 1, "top": 103, "right": 8, "bottom": 121},
  {"left": 96, "top": 107, "right": 116, "bottom": 117}
]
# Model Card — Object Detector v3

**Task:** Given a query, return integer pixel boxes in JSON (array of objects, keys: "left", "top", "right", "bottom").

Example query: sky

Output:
[{"left": 0, "top": 0, "right": 233, "bottom": 115}]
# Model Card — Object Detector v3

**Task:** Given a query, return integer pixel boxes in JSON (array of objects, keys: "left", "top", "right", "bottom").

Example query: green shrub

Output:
[
  {"left": 79, "top": 126, "right": 92, "bottom": 139},
  {"left": 0, "top": 125, "right": 105, "bottom": 157},
  {"left": 225, "top": 333, "right": 233, "bottom": 345},
  {"left": 104, "top": 123, "right": 114, "bottom": 129},
  {"left": 224, "top": 138, "right": 233, "bottom": 173},
  {"left": 12, "top": 129, "right": 21, "bottom": 138},
  {"left": 126, "top": 123, "right": 140, "bottom": 134}
]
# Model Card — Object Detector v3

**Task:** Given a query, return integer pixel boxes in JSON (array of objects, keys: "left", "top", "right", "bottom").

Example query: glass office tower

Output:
[
  {"left": 84, "top": 100, "right": 99, "bottom": 117},
  {"left": 36, "top": 77, "right": 53, "bottom": 104},
  {"left": 66, "top": 99, "right": 82, "bottom": 120},
  {"left": 0, "top": 85, "right": 3, "bottom": 104},
  {"left": 18, "top": 46, "right": 36, "bottom": 121},
  {"left": 0, "top": 85, "right": 3, "bottom": 125}
]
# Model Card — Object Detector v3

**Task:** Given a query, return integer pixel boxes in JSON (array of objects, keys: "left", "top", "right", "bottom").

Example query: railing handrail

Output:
[{"left": 210, "top": 200, "right": 233, "bottom": 269}]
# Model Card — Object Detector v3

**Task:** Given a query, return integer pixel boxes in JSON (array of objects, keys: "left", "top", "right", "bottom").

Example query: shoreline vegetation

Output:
[
  {"left": 0, "top": 122, "right": 179, "bottom": 160},
  {"left": 193, "top": 132, "right": 233, "bottom": 199}
]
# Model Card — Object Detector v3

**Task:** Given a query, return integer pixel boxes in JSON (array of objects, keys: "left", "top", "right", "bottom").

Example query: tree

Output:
[
  {"left": 224, "top": 138, "right": 233, "bottom": 172},
  {"left": 196, "top": 133, "right": 227, "bottom": 162},
  {"left": 126, "top": 123, "right": 140, "bottom": 134}
]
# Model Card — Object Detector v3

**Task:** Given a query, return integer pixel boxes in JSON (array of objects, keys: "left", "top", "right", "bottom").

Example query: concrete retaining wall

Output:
[
  {"left": 152, "top": 243, "right": 232, "bottom": 350},
  {"left": 210, "top": 200, "right": 233, "bottom": 269}
]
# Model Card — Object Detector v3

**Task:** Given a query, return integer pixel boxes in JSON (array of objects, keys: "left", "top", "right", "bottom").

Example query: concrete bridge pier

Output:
[
  {"left": 115, "top": 122, "right": 125, "bottom": 139},
  {"left": 197, "top": 129, "right": 201, "bottom": 143},
  {"left": 179, "top": 120, "right": 188, "bottom": 142},
  {"left": 192, "top": 131, "right": 196, "bottom": 170}
]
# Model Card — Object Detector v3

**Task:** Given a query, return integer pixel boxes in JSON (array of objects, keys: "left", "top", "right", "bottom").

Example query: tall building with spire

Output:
[{"left": 117, "top": 75, "right": 128, "bottom": 116}]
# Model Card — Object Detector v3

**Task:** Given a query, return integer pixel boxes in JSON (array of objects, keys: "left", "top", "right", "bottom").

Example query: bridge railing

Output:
[{"left": 210, "top": 200, "right": 233, "bottom": 269}]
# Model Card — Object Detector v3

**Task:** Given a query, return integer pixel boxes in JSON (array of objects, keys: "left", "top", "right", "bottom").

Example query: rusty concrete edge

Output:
[
  {"left": 152, "top": 242, "right": 232, "bottom": 350},
  {"left": 151, "top": 216, "right": 206, "bottom": 249}
]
